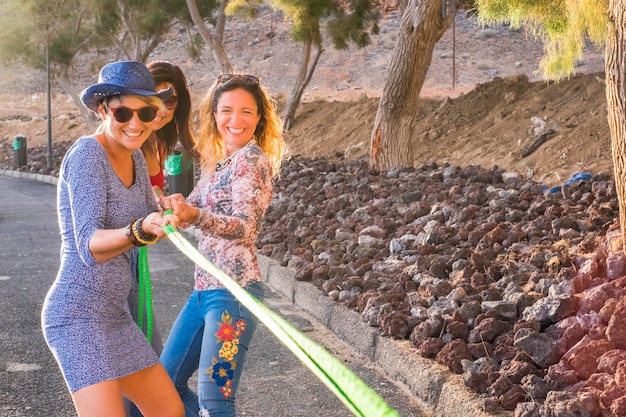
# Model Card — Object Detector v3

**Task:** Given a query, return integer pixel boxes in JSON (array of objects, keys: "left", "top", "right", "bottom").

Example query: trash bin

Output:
[
  {"left": 165, "top": 149, "right": 195, "bottom": 197},
  {"left": 13, "top": 134, "right": 27, "bottom": 168},
  {"left": 185, "top": 151, "right": 195, "bottom": 194}
]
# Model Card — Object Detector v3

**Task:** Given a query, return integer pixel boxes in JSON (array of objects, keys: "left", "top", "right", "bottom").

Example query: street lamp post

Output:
[{"left": 46, "top": 41, "right": 52, "bottom": 170}]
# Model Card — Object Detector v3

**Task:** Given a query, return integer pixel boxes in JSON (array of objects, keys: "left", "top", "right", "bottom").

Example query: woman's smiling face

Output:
[
  {"left": 100, "top": 96, "right": 155, "bottom": 150},
  {"left": 152, "top": 82, "right": 177, "bottom": 131},
  {"left": 214, "top": 87, "right": 261, "bottom": 155}
]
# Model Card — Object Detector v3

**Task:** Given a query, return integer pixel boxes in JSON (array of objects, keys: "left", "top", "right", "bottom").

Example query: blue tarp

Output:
[{"left": 547, "top": 172, "right": 592, "bottom": 194}]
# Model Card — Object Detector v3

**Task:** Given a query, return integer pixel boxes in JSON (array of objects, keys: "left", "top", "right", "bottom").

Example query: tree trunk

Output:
[
  {"left": 605, "top": 0, "right": 626, "bottom": 249},
  {"left": 186, "top": 0, "right": 232, "bottom": 74},
  {"left": 281, "top": 40, "right": 323, "bottom": 131},
  {"left": 370, "top": 0, "right": 456, "bottom": 170},
  {"left": 56, "top": 72, "right": 99, "bottom": 132}
]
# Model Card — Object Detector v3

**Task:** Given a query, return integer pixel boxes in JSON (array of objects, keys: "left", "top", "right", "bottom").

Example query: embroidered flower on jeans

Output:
[
  {"left": 207, "top": 310, "right": 247, "bottom": 398},
  {"left": 235, "top": 319, "right": 246, "bottom": 333},
  {"left": 220, "top": 380, "right": 234, "bottom": 399},
  {"left": 215, "top": 311, "right": 237, "bottom": 342},
  {"left": 219, "top": 340, "right": 239, "bottom": 361},
  {"left": 208, "top": 359, "right": 235, "bottom": 386}
]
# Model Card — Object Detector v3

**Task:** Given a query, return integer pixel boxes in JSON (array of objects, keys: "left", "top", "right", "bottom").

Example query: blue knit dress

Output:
[{"left": 42, "top": 136, "right": 159, "bottom": 393}]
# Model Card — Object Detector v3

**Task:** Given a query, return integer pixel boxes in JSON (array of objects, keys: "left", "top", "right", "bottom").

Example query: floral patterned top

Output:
[{"left": 188, "top": 143, "right": 273, "bottom": 290}]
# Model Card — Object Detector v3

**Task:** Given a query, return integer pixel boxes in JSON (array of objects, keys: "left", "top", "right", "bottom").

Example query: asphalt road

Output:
[{"left": 0, "top": 175, "right": 427, "bottom": 417}]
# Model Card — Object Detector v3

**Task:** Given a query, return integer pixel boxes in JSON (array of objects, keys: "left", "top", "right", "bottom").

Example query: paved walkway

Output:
[{"left": 0, "top": 169, "right": 504, "bottom": 417}]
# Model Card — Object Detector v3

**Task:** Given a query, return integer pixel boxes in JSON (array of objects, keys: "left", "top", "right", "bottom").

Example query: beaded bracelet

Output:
[
  {"left": 193, "top": 208, "right": 214, "bottom": 229},
  {"left": 131, "top": 218, "right": 158, "bottom": 246},
  {"left": 125, "top": 220, "right": 146, "bottom": 247},
  {"left": 136, "top": 217, "right": 158, "bottom": 242}
]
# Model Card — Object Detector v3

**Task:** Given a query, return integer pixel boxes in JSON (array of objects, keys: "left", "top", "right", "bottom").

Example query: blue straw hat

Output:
[{"left": 80, "top": 60, "right": 173, "bottom": 113}]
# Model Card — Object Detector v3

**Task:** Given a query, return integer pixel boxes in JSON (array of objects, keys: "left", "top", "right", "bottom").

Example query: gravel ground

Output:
[{"left": 4, "top": 143, "right": 626, "bottom": 416}]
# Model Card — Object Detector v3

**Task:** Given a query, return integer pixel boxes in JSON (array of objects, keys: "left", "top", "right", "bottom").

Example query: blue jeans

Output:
[{"left": 160, "top": 283, "right": 264, "bottom": 417}]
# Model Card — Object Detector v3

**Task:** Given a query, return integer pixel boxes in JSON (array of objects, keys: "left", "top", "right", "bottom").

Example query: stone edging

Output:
[
  {"left": 0, "top": 168, "right": 59, "bottom": 185},
  {"left": 256, "top": 254, "right": 507, "bottom": 417},
  {"left": 0, "top": 167, "right": 509, "bottom": 417}
]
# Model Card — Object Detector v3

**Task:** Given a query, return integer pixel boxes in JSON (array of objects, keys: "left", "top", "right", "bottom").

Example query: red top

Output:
[
  {"left": 150, "top": 170, "right": 165, "bottom": 189},
  {"left": 148, "top": 143, "right": 166, "bottom": 190}
]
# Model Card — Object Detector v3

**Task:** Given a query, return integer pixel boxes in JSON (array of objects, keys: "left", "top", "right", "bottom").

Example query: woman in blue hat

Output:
[{"left": 41, "top": 60, "right": 184, "bottom": 417}]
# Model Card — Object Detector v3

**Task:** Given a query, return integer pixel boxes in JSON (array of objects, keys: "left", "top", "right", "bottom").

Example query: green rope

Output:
[
  {"left": 162, "top": 224, "right": 399, "bottom": 417},
  {"left": 137, "top": 245, "right": 153, "bottom": 343}
]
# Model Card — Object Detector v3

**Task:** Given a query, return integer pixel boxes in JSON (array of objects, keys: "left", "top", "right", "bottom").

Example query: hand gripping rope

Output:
[{"left": 161, "top": 221, "right": 400, "bottom": 417}]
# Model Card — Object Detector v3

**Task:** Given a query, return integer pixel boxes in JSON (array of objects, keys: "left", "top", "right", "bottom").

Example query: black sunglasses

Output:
[
  {"left": 163, "top": 95, "right": 178, "bottom": 110},
  {"left": 218, "top": 74, "right": 260, "bottom": 85},
  {"left": 107, "top": 106, "right": 158, "bottom": 123}
]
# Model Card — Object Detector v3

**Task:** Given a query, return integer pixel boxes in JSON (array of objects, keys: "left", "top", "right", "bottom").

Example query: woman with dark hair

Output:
[
  {"left": 128, "top": 61, "right": 197, "bottom": 360},
  {"left": 141, "top": 61, "right": 197, "bottom": 197},
  {"left": 160, "top": 74, "right": 287, "bottom": 417},
  {"left": 126, "top": 62, "right": 198, "bottom": 417}
]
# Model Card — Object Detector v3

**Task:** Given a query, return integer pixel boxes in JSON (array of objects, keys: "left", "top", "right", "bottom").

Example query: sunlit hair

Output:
[
  {"left": 195, "top": 75, "right": 287, "bottom": 177},
  {"left": 145, "top": 61, "right": 197, "bottom": 158}
]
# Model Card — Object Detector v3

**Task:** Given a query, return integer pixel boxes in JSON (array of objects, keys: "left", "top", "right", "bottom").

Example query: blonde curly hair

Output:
[{"left": 195, "top": 75, "right": 287, "bottom": 177}]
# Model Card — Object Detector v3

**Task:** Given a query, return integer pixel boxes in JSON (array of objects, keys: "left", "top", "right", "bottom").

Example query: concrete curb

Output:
[
  {"left": 0, "top": 168, "right": 58, "bottom": 185},
  {"left": 1, "top": 168, "right": 510, "bottom": 417}
]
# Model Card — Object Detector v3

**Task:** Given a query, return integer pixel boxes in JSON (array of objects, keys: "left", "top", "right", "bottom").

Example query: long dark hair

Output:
[{"left": 147, "top": 61, "right": 197, "bottom": 158}]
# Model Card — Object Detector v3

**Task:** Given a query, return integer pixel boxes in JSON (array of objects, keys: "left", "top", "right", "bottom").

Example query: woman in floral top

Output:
[{"left": 161, "top": 73, "right": 287, "bottom": 417}]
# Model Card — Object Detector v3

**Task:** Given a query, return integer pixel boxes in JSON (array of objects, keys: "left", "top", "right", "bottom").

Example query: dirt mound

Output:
[
  {"left": 0, "top": 72, "right": 613, "bottom": 190},
  {"left": 282, "top": 72, "right": 611, "bottom": 189}
]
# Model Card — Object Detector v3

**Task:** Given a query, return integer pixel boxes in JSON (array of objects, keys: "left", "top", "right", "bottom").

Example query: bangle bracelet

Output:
[
  {"left": 136, "top": 217, "right": 157, "bottom": 241},
  {"left": 132, "top": 218, "right": 158, "bottom": 246},
  {"left": 125, "top": 220, "right": 146, "bottom": 247}
]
